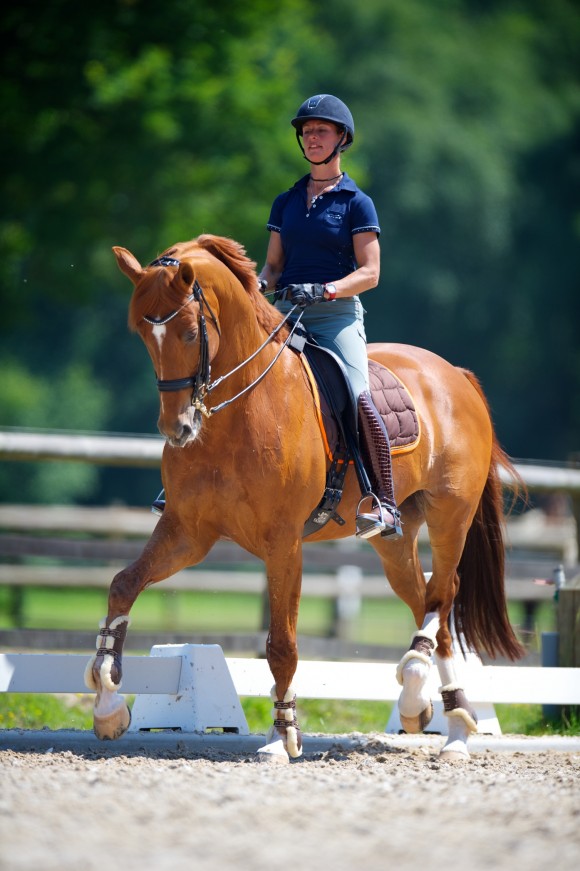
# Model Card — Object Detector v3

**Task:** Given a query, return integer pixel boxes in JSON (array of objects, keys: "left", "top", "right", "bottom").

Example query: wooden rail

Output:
[
  {"left": 0, "top": 505, "right": 569, "bottom": 605},
  {"left": 0, "top": 491, "right": 577, "bottom": 660}
]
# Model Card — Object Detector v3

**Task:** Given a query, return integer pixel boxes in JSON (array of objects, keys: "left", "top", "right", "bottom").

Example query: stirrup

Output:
[
  {"left": 356, "top": 495, "right": 402, "bottom": 540},
  {"left": 151, "top": 489, "right": 165, "bottom": 517},
  {"left": 380, "top": 506, "right": 403, "bottom": 538}
]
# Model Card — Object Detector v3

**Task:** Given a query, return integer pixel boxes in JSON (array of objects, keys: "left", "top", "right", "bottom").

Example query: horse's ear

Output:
[
  {"left": 178, "top": 261, "right": 195, "bottom": 289},
  {"left": 113, "top": 246, "right": 143, "bottom": 285}
]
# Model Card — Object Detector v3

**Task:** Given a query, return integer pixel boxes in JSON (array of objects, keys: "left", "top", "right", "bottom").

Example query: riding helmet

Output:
[{"left": 291, "top": 94, "right": 355, "bottom": 149}]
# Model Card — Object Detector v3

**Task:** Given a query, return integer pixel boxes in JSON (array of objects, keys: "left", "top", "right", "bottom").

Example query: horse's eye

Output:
[{"left": 184, "top": 328, "right": 198, "bottom": 344}]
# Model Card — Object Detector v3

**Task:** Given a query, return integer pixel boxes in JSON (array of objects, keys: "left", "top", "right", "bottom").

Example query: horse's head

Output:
[
  {"left": 114, "top": 243, "right": 222, "bottom": 446},
  {"left": 113, "top": 235, "right": 283, "bottom": 448}
]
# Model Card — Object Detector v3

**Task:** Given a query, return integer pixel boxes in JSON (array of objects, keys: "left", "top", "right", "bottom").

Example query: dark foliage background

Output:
[{"left": 1, "top": 0, "right": 578, "bottom": 505}]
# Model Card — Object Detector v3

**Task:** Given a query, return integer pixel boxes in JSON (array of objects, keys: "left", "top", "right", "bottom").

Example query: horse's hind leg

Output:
[{"left": 85, "top": 516, "right": 214, "bottom": 740}]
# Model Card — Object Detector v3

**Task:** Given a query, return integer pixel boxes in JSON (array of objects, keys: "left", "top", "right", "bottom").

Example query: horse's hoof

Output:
[
  {"left": 256, "top": 738, "right": 290, "bottom": 764},
  {"left": 257, "top": 750, "right": 290, "bottom": 765},
  {"left": 93, "top": 702, "right": 131, "bottom": 741},
  {"left": 439, "top": 749, "right": 470, "bottom": 763},
  {"left": 399, "top": 702, "right": 434, "bottom": 734}
]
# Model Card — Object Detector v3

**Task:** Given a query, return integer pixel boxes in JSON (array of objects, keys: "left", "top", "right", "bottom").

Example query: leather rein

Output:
[{"left": 143, "top": 255, "right": 303, "bottom": 418}]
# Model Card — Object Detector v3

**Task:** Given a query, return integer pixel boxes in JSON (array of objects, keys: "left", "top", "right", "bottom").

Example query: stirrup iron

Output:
[{"left": 355, "top": 494, "right": 402, "bottom": 540}]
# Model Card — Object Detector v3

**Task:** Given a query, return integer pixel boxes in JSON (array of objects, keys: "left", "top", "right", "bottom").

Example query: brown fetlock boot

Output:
[{"left": 356, "top": 390, "right": 402, "bottom": 540}]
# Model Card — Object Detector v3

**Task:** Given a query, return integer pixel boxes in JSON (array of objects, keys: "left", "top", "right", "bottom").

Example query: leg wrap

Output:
[
  {"left": 84, "top": 615, "right": 130, "bottom": 692},
  {"left": 396, "top": 633, "right": 435, "bottom": 685},
  {"left": 269, "top": 685, "right": 302, "bottom": 759},
  {"left": 440, "top": 684, "right": 478, "bottom": 733},
  {"left": 358, "top": 390, "right": 397, "bottom": 509}
]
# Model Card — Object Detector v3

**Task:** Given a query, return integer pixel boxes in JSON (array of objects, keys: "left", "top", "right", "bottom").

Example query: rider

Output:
[{"left": 258, "top": 94, "right": 402, "bottom": 539}]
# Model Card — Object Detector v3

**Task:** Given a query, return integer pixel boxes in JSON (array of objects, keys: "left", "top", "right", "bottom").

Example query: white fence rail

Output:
[{"left": 1, "top": 650, "right": 579, "bottom": 707}]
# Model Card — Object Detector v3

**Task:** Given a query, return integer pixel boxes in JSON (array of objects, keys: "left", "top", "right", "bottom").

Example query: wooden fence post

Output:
[{"left": 558, "top": 571, "right": 580, "bottom": 720}]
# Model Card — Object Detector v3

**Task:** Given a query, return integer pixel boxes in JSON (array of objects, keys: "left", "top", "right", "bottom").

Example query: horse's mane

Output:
[
  {"left": 129, "top": 235, "right": 287, "bottom": 343},
  {"left": 195, "top": 235, "right": 287, "bottom": 341}
]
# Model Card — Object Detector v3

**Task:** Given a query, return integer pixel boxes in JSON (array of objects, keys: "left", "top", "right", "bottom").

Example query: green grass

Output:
[
  {"left": 0, "top": 584, "right": 555, "bottom": 651},
  {"left": 1, "top": 693, "right": 577, "bottom": 736},
  {"left": 0, "top": 692, "right": 390, "bottom": 733}
]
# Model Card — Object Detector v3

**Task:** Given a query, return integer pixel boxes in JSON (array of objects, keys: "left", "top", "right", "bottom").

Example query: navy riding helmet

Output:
[{"left": 291, "top": 94, "right": 355, "bottom": 165}]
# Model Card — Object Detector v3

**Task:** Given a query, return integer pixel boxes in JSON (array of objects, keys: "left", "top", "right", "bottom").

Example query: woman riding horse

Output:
[
  {"left": 259, "top": 93, "right": 401, "bottom": 540},
  {"left": 86, "top": 234, "right": 524, "bottom": 762}
]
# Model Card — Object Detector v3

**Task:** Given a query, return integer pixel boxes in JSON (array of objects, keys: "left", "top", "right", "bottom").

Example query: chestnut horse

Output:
[{"left": 85, "top": 234, "right": 524, "bottom": 761}]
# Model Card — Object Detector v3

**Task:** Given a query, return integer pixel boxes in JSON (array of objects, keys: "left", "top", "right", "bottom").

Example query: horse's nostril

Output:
[{"left": 157, "top": 412, "right": 199, "bottom": 446}]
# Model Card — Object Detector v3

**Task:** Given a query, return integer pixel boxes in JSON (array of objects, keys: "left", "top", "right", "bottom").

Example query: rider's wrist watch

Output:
[{"left": 324, "top": 283, "right": 337, "bottom": 301}]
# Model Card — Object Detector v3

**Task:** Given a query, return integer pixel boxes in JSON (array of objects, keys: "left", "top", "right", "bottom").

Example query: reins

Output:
[{"left": 144, "top": 256, "right": 303, "bottom": 418}]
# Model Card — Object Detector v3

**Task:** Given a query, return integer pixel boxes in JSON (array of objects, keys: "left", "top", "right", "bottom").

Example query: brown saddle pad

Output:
[
  {"left": 315, "top": 359, "right": 420, "bottom": 459},
  {"left": 368, "top": 360, "right": 420, "bottom": 452}
]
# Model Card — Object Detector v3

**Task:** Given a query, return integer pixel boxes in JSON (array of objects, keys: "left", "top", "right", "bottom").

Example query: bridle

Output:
[{"left": 143, "top": 255, "right": 303, "bottom": 418}]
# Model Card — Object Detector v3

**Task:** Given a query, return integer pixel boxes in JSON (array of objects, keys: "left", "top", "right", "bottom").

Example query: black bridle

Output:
[{"left": 144, "top": 255, "right": 303, "bottom": 418}]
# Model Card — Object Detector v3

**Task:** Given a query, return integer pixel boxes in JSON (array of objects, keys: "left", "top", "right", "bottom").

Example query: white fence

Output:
[
  {"left": 1, "top": 645, "right": 579, "bottom": 737},
  {"left": 2, "top": 649, "right": 579, "bottom": 705}
]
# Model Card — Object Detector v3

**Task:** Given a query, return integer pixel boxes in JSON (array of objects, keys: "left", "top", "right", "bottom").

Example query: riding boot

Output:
[
  {"left": 151, "top": 489, "right": 165, "bottom": 516},
  {"left": 356, "top": 390, "right": 402, "bottom": 540}
]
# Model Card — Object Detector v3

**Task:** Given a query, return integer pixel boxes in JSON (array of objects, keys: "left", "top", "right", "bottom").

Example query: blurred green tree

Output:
[
  {"left": 0, "top": 0, "right": 578, "bottom": 505},
  {"left": 0, "top": 0, "right": 318, "bottom": 503},
  {"left": 310, "top": 0, "right": 580, "bottom": 459}
]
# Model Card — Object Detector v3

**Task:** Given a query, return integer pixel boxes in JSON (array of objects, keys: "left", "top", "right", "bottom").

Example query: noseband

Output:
[{"left": 144, "top": 255, "right": 303, "bottom": 419}]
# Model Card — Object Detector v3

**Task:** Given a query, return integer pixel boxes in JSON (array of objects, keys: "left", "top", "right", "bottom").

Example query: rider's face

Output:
[{"left": 301, "top": 121, "right": 343, "bottom": 162}]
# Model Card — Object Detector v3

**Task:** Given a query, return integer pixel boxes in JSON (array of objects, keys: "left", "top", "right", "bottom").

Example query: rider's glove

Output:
[
  {"left": 258, "top": 278, "right": 268, "bottom": 293},
  {"left": 284, "top": 283, "right": 326, "bottom": 307}
]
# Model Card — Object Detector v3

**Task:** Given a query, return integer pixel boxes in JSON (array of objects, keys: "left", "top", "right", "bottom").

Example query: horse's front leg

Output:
[
  {"left": 256, "top": 546, "right": 303, "bottom": 764},
  {"left": 84, "top": 517, "right": 213, "bottom": 740},
  {"left": 396, "top": 615, "right": 437, "bottom": 732},
  {"left": 375, "top": 511, "right": 437, "bottom": 733},
  {"left": 404, "top": 501, "right": 479, "bottom": 759},
  {"left": 84, "top": 610, "right": 132, "bottom": 740}
]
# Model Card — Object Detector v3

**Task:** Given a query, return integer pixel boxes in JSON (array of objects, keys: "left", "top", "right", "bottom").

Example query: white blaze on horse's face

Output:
[
  {"left": 151, "top": 325, "right": 166, "bottom": 375},
  {"left": 141, "top": 324, "right": 200, "bottom": 448}
]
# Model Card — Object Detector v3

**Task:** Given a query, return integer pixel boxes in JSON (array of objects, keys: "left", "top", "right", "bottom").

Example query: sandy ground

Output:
[{"left": 0, "top": 731, "right": 578, "bottom": 871}]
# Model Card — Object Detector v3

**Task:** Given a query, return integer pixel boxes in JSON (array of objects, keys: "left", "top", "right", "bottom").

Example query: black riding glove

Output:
[{"left": 284, "top": 283, "right": 326, "bottom": 307}]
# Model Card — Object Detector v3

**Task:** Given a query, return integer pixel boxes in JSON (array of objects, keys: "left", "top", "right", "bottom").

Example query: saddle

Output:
[{"left": 288, "top": 330, "right": 420, "bottom": 536}]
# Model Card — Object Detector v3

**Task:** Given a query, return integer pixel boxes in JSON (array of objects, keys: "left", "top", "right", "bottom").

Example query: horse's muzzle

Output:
[{"left": 158, "top": 408, "right": 202, "bottom": 447}]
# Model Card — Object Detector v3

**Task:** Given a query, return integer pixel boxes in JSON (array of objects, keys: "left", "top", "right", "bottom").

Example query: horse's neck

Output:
[
  {"left": 209, "top": 302, "right": 304, "bottom": 418},
  {"left": 214, "top": 300, "right": 278, "bottom": 375}
]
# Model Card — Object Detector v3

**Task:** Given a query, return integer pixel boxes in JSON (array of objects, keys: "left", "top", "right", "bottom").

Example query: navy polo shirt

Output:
[{"left": 266, "top": 172, "right": 380, "bottom": 286}]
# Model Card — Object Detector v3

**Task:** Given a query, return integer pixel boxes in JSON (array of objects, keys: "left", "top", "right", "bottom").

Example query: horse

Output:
[{"left": 85, "top": 233, "right": 524, "bottom": 762}]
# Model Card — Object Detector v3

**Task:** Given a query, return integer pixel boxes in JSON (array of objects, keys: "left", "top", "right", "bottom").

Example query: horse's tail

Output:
[{"left": 454, "top": 370, "right": 527, "bottom": 661}]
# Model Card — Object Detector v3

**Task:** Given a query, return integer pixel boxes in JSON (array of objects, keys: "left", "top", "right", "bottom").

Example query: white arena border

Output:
[{"left": 1, "top": 643, "right": 579, "bottom": 745}]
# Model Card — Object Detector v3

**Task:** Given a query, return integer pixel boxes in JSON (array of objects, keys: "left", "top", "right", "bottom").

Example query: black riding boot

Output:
[
  {"left": 151, "top": 489, "right": 165, "bottom": 516},
  {"left": 356, "top": 390, "right": 402, "bottom": 539}
]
